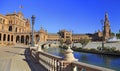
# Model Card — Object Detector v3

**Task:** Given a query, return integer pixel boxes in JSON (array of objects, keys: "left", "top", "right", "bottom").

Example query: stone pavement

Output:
[{"left": 0, "top": 45, "right": 47, "bottom": 71}]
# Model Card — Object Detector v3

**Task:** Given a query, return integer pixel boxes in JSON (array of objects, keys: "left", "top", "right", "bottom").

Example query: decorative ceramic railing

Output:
[
  {"left": 30, "top": 47, "right": 115, "bottom": 71},
  {"left": 72, "top": 61, "right": 115, "bottom": 71}
]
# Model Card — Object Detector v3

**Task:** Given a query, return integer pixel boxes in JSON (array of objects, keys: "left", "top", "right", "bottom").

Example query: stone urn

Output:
[
  {"left": 37, "top": 45, "right": 42, "bottom": 52},
  {"left": 64, "top": 46, "right": 78, "bottom": 62}
]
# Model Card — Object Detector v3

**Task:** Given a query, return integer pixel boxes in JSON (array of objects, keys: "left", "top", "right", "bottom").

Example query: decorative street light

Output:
[
  {"left": 100, "top": 19, "right": 104, "bottom": 50},
  {"left": 31, "top": 15, "right": 35, "bottom": 46}
]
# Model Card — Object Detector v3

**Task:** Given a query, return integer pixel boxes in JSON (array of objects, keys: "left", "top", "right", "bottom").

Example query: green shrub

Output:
[
  {"left": 109, "top": 47, "right": 116, "bottom": 52},
  {"left": 90, "top": 48, "right": 97, "bottom": 51},
  {"left": 59, "top": 45, "right": 68, "bottom": 49},
  {"left": 97, "top": 46, "right": 117, "bottom": 52},
  {"left": 97, "top": 46, "right": 101, "bottom": 50}
]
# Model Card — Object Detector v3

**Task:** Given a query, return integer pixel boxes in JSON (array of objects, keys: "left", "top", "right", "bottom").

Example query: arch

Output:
[
  {"left": 15, "top": 28, "right": 17, "bottom": 32},
  {"left": 36, "top": 35, "right": 40, "bottom": 44},
  {"left": 7, "top": 35, "right": 10, "bottom": 41},
  {"left": 21, "top": 36, "right": 24, "bottom": 43},
  {"left": 0, "top": 33, "right": 1, "bottom": 41},
  {"left": 16, "top": 36, "right": 20, "bottom": 43},
  {"left": 3, "top": 34, "right": 6, "bottom": 41},
  {"left": 11, "top": 35, "right": 13, "bottom": 41},
  {"left": 26, "top": 35, "right": 29, "bottom": 45}
]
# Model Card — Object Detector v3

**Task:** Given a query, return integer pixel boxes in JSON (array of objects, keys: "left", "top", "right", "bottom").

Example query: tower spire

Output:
[
  {"left": 104, "top": 12, "right": 110, "bottom": 26},
  {"left": 105, "top": 12, "right": 108, "bottom": 20},
  {"left": 103, "top": 12, "right": 111, "bottom": 40}
]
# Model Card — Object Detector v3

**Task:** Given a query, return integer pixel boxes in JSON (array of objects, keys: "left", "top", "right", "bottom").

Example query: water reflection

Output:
[
  {"left": 43, "top": 47, "right": 65, "bottom": 58},
  {"left": 44, "top": 47, "right": 120, "bottom": 71}
]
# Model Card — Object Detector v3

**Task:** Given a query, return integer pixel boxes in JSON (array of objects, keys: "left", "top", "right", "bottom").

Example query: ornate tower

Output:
[{"left": 103, "top": 13, "right": 111, "bottom": 40}]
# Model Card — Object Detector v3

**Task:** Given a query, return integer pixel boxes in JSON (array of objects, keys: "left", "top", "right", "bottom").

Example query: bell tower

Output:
[{"left": 103, "top": 12, "right": 111, "bottom": 40}]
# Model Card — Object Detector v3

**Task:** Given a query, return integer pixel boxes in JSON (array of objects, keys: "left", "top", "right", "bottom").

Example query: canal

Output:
[{"left": 44, "top": 47, "right": 120, "bottom": 71}]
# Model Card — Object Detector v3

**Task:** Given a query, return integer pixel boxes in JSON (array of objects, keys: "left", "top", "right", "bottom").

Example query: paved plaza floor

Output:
[{"left": 0, "top": 45, "right": 46, "bottom": 71}]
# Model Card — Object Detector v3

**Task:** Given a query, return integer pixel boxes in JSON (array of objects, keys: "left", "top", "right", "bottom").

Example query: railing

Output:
[
  {"left": 38, "top": 51, "right": 63, "bottom": 71},
  {"left": 72, "top": 61, "right": 115, "bottom": 71},
  {"left": 30, "top": 48, "right": 63, "bottom": 71},
  {"left": 30, "top": 48, "right": 115, "bottom": 71}
]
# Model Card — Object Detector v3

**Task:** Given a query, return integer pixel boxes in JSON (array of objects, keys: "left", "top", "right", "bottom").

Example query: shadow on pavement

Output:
[
  {"left": 24, "top": 48, "right": 47, "bottom": 71},
  {"left": 5, "top": 51, "right": 24, "bottom": 55}
]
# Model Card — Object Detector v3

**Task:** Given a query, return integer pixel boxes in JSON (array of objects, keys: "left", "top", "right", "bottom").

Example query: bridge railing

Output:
[
  {"left": 72, "top": 61, "right": 115, "bottom": 71},
  {"left": 30, "top": 48, "right": 64, "bottom": 71},
  {"left": 30, "top": 47, "right": 115, "bottom": 71}
]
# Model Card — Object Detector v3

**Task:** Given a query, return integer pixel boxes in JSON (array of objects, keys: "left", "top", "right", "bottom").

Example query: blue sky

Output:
[{"left": 0, "top": 0, "right": 120, "bottom": 34}]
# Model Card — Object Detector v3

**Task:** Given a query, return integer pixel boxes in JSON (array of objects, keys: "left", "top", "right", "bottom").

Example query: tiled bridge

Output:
[{"left": 0, "top": 44, "right": 115, "bottom": 71}]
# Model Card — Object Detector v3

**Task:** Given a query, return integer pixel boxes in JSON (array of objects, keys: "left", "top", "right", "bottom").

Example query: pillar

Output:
[
  {"left": 31, "top": 15, "right": 35, "bottom": 46},
  {"left": 19, "top": 35, "right": 21, "bottom": 43},
  {"left": 9, "top": 34, "right": 11, "bottom": 42},
  {"left": 6, "top": 34, "right": 8, "bottom": 45},
  {"left": 24, "top": 36, "right": 25, "bottom": 44},
  {"left": 13, "top": 35, "right": 16, "bottom": 45}
]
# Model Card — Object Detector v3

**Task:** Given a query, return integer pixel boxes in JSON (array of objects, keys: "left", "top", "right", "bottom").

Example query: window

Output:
[
  {"left": 8, "top": 26, "right": 12, "bottom": 31},
  {"left": 66, "top": 36, "right": 70, "bottom": 38},
  {"left": 3, "top": 19, "right": 5, "bottom": 24},
  {"left": 15, "top": 28, "right": 17, "bottom": 32},
  {"left": 9, "top": 20, "right": 10, "bottom": 24},
  {"left": 11, "top": 35, "right": 13, "bottom": 41},
  {"left": 9, "top": 20, "right": 12, "bottom": 24}
]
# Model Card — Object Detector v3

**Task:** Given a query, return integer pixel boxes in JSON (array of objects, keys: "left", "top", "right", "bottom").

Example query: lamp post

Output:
[
  {"left": 100, "top": 19, "right": 104, "bottom": 50},
  {"left": 31, "top": 15, "right": 35, "bottom": 46}
]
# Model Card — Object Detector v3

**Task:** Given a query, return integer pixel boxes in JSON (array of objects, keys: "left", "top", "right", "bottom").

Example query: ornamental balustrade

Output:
[{"left": 30, "top": 46, "right": 115, "bottom": 71}]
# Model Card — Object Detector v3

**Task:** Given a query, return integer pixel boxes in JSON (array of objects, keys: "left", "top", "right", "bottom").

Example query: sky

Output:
[{"left": 0, "top": 0, "right": 120, "bottom": 34}]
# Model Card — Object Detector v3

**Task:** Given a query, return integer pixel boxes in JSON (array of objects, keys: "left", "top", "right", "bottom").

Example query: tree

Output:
[
  {"left": 79, "top": 38, "right": 89, "bottom": 47},
  {"left": 111, "top": 32, "right": 115, "bottom": 37},
  {"left": 60, "top": 38, "right": 64, "bottom": 46},
  {"left": 116, "top": 33, "right": 120, "bottom": 39}
]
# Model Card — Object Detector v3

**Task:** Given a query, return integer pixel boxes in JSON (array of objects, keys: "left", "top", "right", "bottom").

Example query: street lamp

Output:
[
  {"left": 100, "top": 19, "right": 104, "bottom": 50},
  {"left": 31, "top": 15, "right": 35, "bottom": 46}
]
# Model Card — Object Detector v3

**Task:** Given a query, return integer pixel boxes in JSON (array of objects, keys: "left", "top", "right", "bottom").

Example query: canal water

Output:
[{"left": 44, "top": 47, "right": 120, "bottom": 71}]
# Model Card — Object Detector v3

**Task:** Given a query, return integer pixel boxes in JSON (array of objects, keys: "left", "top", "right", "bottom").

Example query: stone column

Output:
[
  {"left": 6, "top": 34, "right": 8, "bottom": 45},
  {"left": 19, "top": 35, "right": 21, "bottom": 43},
  {"left": 13, "top": 35, "right": 16, "bottom": 45},
  {"left": 9, "top": 34, "right": 10, "bottom": 42},
  {"left": 24, "top": 36, "right": 26, "bottom": 45}
]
